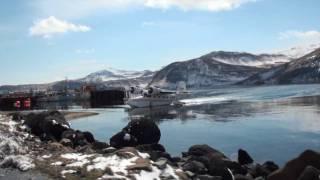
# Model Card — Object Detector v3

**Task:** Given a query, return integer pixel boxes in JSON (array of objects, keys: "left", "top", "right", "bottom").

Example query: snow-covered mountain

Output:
[
  {"left": 241, "top": 48, "right": 320, "bottom": 85},
  {"left": 80, "top": 68, "right": 154, "bottom": 83},
  {"left": 203, "top": 51, "right": 291, "bottom": 68},
  {"left": 149, "top": 55, "right": 264, "bottom": 89},
  {"left": 277, "top": 43, "right": 320, "bottom": 59}
]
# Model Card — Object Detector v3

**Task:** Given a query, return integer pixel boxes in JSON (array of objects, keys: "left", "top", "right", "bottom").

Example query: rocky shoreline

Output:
[{"left": 0, "top": 111, "right": 320, "bottom": 180}]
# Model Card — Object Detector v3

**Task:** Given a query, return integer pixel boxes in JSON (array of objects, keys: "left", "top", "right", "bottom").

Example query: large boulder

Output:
[
  {"left": 238, "top": 149, "right": 254, "bottom": 165},
  {"left": 268, "top": 150, "right": 320, "bottom": 180},
  {"left": 110, "top": 131, "right": 138, "bottom": 148},
  {"left": 24, "top": 111, "right": 70, "bottom": 141},
  {"left": 110, "top": 119, "right": 161, "bottom": 148},
  {"left": 184, "top": 145, "right": 237, "bottom": 179},
  {"left": 298, "top": 166, "right": 320, "bottom": 180}
]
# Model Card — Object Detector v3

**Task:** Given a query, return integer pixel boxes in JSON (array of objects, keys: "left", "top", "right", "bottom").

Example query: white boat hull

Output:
[{"left": 127, "top": 97, "right": 174, "bottom": 108}]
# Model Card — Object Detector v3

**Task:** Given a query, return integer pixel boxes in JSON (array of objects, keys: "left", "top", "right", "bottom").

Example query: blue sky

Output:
[{"left": 0, "top": 0, "right": 320, "bottom": 85}]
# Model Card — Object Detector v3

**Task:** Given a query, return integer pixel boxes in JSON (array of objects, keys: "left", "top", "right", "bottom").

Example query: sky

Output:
[{"left": 0, "top": 0, "right": 320, "bottom": 85}]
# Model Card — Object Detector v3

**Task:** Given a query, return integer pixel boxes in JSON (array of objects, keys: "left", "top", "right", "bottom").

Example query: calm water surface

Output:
[{"left": 70, "top": 84, "right": 320, "bottom": 165}]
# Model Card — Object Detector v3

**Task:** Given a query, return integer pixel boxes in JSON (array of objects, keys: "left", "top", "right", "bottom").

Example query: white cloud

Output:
[
  {"left": 144, "top": 0, "right": 256, "bottom": 11},
  {"left": 32, "top": 0, "right": 256, "bottom": 19},
  {"left": 29, "top": 16, "right": 91, "bottom": 38},
  {"left": 279, "top": 30, "right": 320, "bottom": 41}
]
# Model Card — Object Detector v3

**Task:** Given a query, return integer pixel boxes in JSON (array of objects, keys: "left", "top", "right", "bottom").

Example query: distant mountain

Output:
[
  {"left": 277, "top": 43, "right": 320, "bottom": 59},
  {"left": 80, "top": 68, "right": 154, "bottom": 83},
  {"left": 203, "top": 51, "right": 291, "bottom": 68},
  {"left": 241, "top": 48, "right": 320, "bottom": 85},
  {"left": 0, "top": 68, "right": 155, "bottom": 93},
  {"left": 149, "top": 54, "right": 264, "bottom": 89}
]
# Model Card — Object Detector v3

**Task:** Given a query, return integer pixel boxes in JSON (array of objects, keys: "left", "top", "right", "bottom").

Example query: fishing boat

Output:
[{"left": 127, "top": 84, "right": 188, "bottom": 108}]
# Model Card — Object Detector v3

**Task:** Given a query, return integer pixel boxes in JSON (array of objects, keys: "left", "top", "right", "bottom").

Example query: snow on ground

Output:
[
  {"left": 0, "top": 115, "right": 35, "bottom": 172},
  {"left": 51, "top": 151, "right": 180, "bottom": 179},
  {"left": 0, "top": 114, "right": 181, "bottom": 179}
]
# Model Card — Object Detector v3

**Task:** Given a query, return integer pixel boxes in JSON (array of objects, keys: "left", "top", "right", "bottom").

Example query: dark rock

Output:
[
  {"left": 188, "top": 145, "right": 226, "bottom": 158},
  {"left": 61, "top": 129, "right": 94, "bottom": 147},
  {"left": 110, "top": 131, "right": 138, "bottom": 148},
  {"left": 124, "top": 119, "right": 161, "bottom": 145},
  {"left": 184, "top": 144, "right": 238, "bottom": 179},
  {"left": 228, "top": 161, "right": 247, "bottom": 175},
  {"left": 248, "top": 164, "right": 270, "bottom": 178},
  {"left": 208, "top": 167, "right": 234, "bottom": 180},
  {"left": 60, "top": 138, "right": 73, "bottom": 147},
  {"left": 182, "top": 160, "right": 207, "bottom": 174},
  {"left": 92, "top": 141, "right": 109, "bottom": 150},
  {"left": 110, "top": 119, "right": 161, "bottom": 148},
  {"left": 172, "top": 157, "right": 183, "bottom": 163},
  {"left": 298, "top": 166, "right": 320, "bottom": 180},
  {"left": 136, "top": 144, "right": 166, "bottom": 152},
  {"left": 196, "top": 175, "right": 223, "bottom": 180},
  {"left": 10, "top": 113, "right": 23, "bottom": 122},
  {"left": 238, "top": 149, "right": 254, "bottom": 165},
  {"left": 82, "top": 131, "right": 95, "bottom": 143},
  {"left": 262, "top": 161, "right": 279, "bottom": 173},
  {"left": 234, "top": 174, "right": 253, "bottom": 180},
  {"left": 148, "top": 151, "right": 173, "bottom": 162},
  {"left": 24, "top": 111, "right": 70, "bottom": 141},
  {"left": 268, "top": 150, "right": 320, "bottom": 180}
]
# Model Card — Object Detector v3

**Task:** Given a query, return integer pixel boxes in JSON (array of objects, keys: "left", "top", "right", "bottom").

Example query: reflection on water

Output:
[{"left": 69, "top": 84, "right": 320, "bottom": 165}]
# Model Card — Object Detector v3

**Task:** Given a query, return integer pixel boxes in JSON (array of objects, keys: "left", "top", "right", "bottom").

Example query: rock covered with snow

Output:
[
  {"left": 0, "top": 115, "right": 35, "bottom": 172},
  {"left": 23, "top": 111, "right": 70, "bottom": 141}
]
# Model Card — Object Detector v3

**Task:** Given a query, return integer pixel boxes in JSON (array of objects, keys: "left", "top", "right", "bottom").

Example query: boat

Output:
[{"left": 126, "top": 85, "right": 189, "bottom": 108}]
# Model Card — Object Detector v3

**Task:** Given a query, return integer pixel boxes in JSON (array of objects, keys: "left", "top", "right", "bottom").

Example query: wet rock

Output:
[
  {"left": 298, "top": 166, "right": 320, "bottom": 180},
  {"left": 268, "top": 150, "right": 320, "bottom": 180},
  {"left": 238, "top": 149, "right": 254, "bottom": 165}
]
